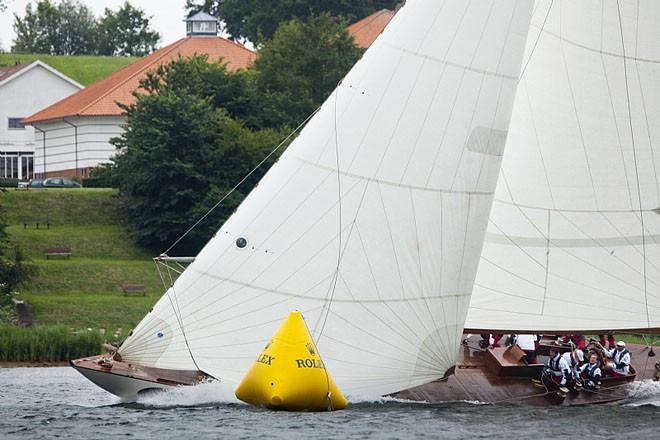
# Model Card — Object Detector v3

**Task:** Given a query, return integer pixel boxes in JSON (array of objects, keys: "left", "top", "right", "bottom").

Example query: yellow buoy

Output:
[{"left": 235, "top": 310, "right": 348, "bottom": 411}]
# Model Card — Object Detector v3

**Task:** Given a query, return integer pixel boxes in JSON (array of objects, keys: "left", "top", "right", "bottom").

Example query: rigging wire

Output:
[
  {"left": 153, "top": 258, "right": 204, "bottom": 373},
  {"left": 617, "top": 0, "right": 650, "bottom": 332},
  {"left": 311, "top": 79, "right": 345, "bottom": 409},
  {"left": 615, "top": 4, "right": 655, "bottom": 393},
  {"left": 161, "top": 107, "right": 320, "bottom": 256},
  {"left": 314, "top": 82, "right": 344, "bottom": 344},
  {"left": 151, "top": 106, "right": 321, "bottom": 376}
]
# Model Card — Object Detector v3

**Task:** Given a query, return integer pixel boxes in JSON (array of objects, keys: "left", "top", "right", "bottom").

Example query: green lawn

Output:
[
  {"left": 2, "top": 188, "right": 172, "bottom": 334},
  {"left": 0, "top": 53, "right": 137, "bottom": 86}
]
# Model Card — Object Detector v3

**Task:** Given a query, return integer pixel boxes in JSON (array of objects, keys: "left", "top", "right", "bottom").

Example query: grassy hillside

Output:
[
  {"left": 0, "top": 53, "right": 138, "bottom": 85},
  {"left": 2, "top": 188, "right": 170, "bottom": 338}
]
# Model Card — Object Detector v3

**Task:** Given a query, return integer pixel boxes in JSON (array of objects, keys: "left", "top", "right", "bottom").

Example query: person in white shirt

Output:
[
  {"left": 603, "top": 340, "right": 631, "bottom": 376},
  {"left": 545, "top": 347, "right": 571, "bottom": 386},
  {"left": 561, "top": 348, "right": 585, "bottom": 379},
  {"left": 513, "top": 334, "right": 538, "bottom": 364},
  {"left": 579, "top": 353, "right": 602, "bottom": 389}
]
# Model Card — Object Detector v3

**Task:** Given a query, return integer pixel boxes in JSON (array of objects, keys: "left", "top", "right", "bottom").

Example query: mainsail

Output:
[
  {"left": 467, "top": 0, "right": 660, "bottom": 333},
  {"left": 119, "top": 0, "right": 533, "bottom": 396}
]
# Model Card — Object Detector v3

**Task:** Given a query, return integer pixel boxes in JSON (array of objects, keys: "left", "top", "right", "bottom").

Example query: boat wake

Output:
[
  {"left": 132, "top": 380, "right": 243, "bottom": 407},
  {"left": 623, "top": 380, "right": 660, "bottom": 407}
]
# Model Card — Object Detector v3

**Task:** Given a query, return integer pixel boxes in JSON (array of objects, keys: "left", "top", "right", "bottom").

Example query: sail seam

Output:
[
  {"left": 530, "top": 24, "right": 660, "bottom": 65},
  {"left": 293, "top": 156, "right": 494, "bottom": 195},
  {"left": 380, "top": 41, "right": 519, "bottom": 81},
  {"left": 484, "top": 232, "right": 660, "bottom": 247},
  {"left": 489, "top": 199, "right": 660, "bottom": 214}
]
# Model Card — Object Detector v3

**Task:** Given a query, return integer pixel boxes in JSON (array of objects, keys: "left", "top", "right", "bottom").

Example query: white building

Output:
[
  {"left": 22, "top": 13, "right": 256, "bottom": 179},
  {"left": 0, "top": 60, "right": 83, "bottom": 180}
]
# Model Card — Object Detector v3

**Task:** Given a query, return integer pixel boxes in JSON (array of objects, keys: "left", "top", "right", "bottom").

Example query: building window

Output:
[
  {"left": 1, "top": 152, "right": 33, "bottom": 179},
  {"left": 21, "top": 156, "right": 34, "bottom": 180},
  {"left": 0, "top": 155, "right": 19, "bottom": 178},
  {"left": 8, "top": 118, "right": 25, "bottom": 130}
]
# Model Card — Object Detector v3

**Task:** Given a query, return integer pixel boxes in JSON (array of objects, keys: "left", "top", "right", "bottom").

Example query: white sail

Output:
[
  {"left": 467, "top": 0, "right": 660, "bottom": 333},
  {"left": 119, "top": 0, "right": 533, "bottom": 396}
]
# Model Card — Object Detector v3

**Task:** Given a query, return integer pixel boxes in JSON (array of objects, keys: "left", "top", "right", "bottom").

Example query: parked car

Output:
[
  {"left": 42, "top": 177, "right": 82, "bottom": 188},
  {"left": 27, "top": 179, "right": 44, "bottom": 188}
]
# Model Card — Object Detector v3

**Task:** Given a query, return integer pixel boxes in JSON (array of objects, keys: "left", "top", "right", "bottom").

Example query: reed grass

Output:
[{"left": 0, "top": 324, "right": 104, "bottom": 362}]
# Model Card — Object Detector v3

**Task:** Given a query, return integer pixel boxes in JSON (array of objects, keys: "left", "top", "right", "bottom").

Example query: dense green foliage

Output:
[
  {"left": 0, "top": 53, "right": 137, "bottom": 86},
  {"left": 254, "top": 14, "right": 364, "bottom": 128},
  {"left": 113, "top": 56, "right": 287, "bottom": 255},
  {"left": 110, "top": 13, "right": 363, "bottom": 255},
  {"left": 96, "top": 2, "right": 160, "bottom": 57},
  {"left": 11, "top": 0, "right": 159, "bottom": 56},
  {"left": 0, "top": 324, "right": 104, "bottom": 362},
  {"left": 186, "top": 0, "right": 400, "bottom": 43},
  {"left": 13, "top": 0, "right": 97, "bottom": 55}
]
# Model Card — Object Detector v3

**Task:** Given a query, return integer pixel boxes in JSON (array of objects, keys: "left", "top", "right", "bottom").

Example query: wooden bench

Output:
[
  {"left": 44, "top": 246, "right": 71, "bottom": 259},
  {"left": 122, "top": 284, "right": 146, "bottom": 296},
  {"left": 23, "top": 216, "right": 52, "bottom": 229}
]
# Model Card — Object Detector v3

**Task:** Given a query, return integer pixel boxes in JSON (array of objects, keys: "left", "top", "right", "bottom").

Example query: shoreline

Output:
[{"left": 0, "top": 361, "right": 69, "bottom": 368}]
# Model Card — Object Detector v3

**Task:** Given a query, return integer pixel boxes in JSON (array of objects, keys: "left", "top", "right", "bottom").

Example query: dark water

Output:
[{"left": 1, "top": 367, "right": 659, "bottom": 439}]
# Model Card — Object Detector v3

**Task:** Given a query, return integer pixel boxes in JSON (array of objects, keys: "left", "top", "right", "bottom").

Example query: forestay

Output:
[
  {"left": 467, "top": 0, "right": 660, "bottom": 333},
  {"left": 119, "top": 0, "right": 533, "bottom": 396}
]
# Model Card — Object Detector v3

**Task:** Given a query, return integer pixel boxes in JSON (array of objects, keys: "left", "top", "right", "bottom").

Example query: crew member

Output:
[
  {"left": 579, "top": 353, "right": 602, "bottom": 389},
  {"left": 603, "top": 340, "right": 631, "bottom": 376},
  {"left": 562, "top": 347, "right": 585, "bottom": 378},
  {"left": 545, "top": 347, "right": 571, "bottom": 386},
  {"left": 513, "top": 334, "right": 537, "bottom": 364}
]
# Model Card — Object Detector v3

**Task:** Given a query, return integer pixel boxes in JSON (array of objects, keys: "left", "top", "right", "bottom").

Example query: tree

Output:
[
  {"left": 0, "top": 192, "right": 35, "bottom": 309},
  {"left": 112, "top": 56, "right": 286, "bottom": 255},
  {"left": 185, "top": 0, "right": 400, "bottom": 44},
  {"left": 12, "top": 0, "right": 61, "bottom": 54},
  {"left": 12, "top": 0, "right": 97, "bottom": 55},
  {"left": 97, "top": 1, "right": 160, "bottom": 57},
  {"left": 57, "top": 0, "right": 97, "bottom": 55},
  {"left": 253, "top": 13, "right": 363, "bottom": 128}
]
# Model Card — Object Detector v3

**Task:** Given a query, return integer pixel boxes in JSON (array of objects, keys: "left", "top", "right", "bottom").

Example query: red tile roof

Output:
[
  {"left": 0, "top": 63, "right": 30, "bottom": 83},
  {"left": 347, "top": 9, "right": 395, "bottom": 48},
  {"left": 23, "top": 36, "right": 256, "bottom": 123}
]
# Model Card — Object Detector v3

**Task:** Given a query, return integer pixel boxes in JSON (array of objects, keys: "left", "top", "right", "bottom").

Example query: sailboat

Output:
[
  {"left": 393, "top": 0, "right": 660, "bottom": 405},
  {"left": 72, "top": 0, "right": 660, "bottom": 406}
]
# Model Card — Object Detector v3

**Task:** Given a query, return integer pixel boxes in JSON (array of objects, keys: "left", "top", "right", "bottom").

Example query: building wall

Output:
[
  {"left": 0, "top": 63, "right": 82, "bottom": 179},
  {"left": 32, "top": 115, "right": 125, "bottom": 178}
]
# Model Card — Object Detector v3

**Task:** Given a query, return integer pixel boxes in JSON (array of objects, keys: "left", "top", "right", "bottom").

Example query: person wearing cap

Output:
[
  {"left": 602, "top": 340, "right": 631, "bottom": 376},
  {"left": 545, "top": 347, "right": 571, "bottom": 386},
  {"left": 561, "top": 347, "right": 585, "bottom": 379}
]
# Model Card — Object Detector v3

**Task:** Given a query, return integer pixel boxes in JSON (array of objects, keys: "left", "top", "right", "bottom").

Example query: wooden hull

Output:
[
  {"left": 72, "top": 338, "right": 660, "bottom": 405},
  {"left": 70, "top": 355, "right": 209, "bottom": 401},
  {"left": 392, "top": 338, "right": 660, "bottom": 406}
]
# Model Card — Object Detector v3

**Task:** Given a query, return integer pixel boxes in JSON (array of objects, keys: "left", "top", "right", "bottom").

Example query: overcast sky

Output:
[{"left": 0, "top": 0, "right": 192, "bottom": 52}]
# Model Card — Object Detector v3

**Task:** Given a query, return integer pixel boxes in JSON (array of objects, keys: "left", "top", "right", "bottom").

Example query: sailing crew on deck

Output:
[
  {"left": 598, "top": 332, "right": 616, "bottom": 349},
  {"left": 602, "top": 341, "right": 631, "bottom": 376},
  {"left": 545, "top": 347, "right": 571, "bottom": 386},
  {"left": 561, "top": 348, "right": 585, "bottom": 378},
  {"left": 512, "top": 334, "right": 537, "bottom": 364},
  {"left": 560, "top": 334, "right": 587, "bottom": 349},
  {"left": 479, "top": 334, "right": 503, "bottom": 349},
  {"left": 579, "top": 354, "right": 602, "bottom": 389}
]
